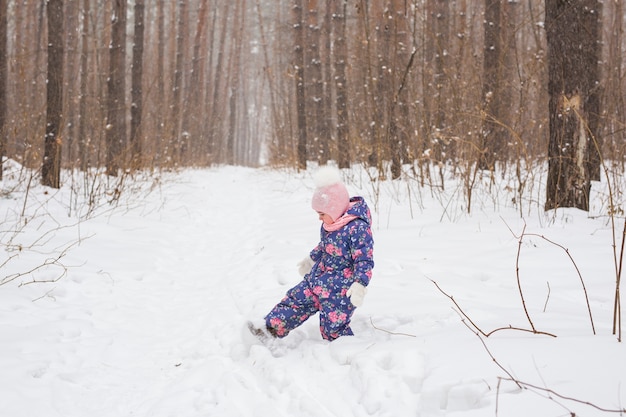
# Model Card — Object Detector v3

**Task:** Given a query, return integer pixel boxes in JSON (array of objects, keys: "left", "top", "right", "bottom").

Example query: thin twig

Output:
[
  {"left": 459, "top": 318, "right": 522, "bottom": 389},
  {"left": 523, "top": 231, "right": 595, "bottom": 335},
  {"left": 499, "top": 377, "right": 626, "bottom": 414},
  {"left": 503, "top": 217, "right": 596, "bottom": 335},
  {"left": 430, "top": 278, "right": 556, "bottom": 338},
  {"left": 369, "top": 317, "right": 416, "bottom": 338},
  {"left": 514, "top": 222, "right": 537, "bottom": 331},
  {"left": 543, "top": 281, "right": 551, "bottom": 313},
  {"left": 614, "top": 219, "right": 625, "bottom": 341},
  {"left": 457, "top": 300, "right": 624, "bottom": 415}
]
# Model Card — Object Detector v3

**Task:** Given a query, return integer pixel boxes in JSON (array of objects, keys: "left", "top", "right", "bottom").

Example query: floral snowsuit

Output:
[{"left": 265, "top": 197, "right": 374, "bottom": 341}]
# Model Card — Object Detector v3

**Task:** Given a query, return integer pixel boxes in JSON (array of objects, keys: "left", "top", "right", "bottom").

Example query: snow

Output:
[{"left": 1, "top": 163, "right": 625, "bottom": 417}]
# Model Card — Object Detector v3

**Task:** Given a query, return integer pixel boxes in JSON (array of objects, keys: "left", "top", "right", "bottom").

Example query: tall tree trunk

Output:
[
  {"left": 479, "top": 0, "right": 502, "bottom": 171},
  {"left": 227, "top": 0, "right": 245, "bottom": 165},
  {"left": 355, "top": 0, "right": 376, "bottom": 167},
  {"left": 334, "top": 0, "right": 349, "bottom": 169},
  {"left": 63, "top": 0, "right": 79, "bottom": 169},
  {"left": 156, "top": 0, "right": 165, "bottom": 163},
  {"left": 188, "top": 0, "right": 208, "bottom": 163},
  {"left": 321, "top": 0, "right": 332, "bottom": 164},
  {"left": 605, "top": 0, "right": 625, "bottom": 169},
  {"left": 306, "top": 0, "right": 325, "bottom": 163},
  {"left": 207, "top": 2, "right": 230, "bottom": 163},
  {"left": 255, "top": 0, "right": 282, "bottom": 161},
  {"left": 545, "top": 0, "right": 602, "bottom": 211},
  {"left": 293, "top": 0, "right": 307, "bottom": 169},
  {"left": 388, "top": 0, "right": 412, "bottom": 179},
  {"left": 42, "top": 0, "right": 64, "bottom": 188},
  {"left": 78, "top": 0, "right": 91, "bottom": 171},
  {"left": 433, "top": 0, "right": 448, "bottom": 133},
  {"left": 0, "top": 0, "right": 6, "bottom": 180},
  {"left": 370, "top": 1, "right": 386, "bottom": 170},
  {"left": 105, "top": 0, "right": 127, "bottom": 176},
  {"left": 171, "top": 0, "right": 187, "bottom": 163},
  {"left": 130, "top": 0, "right": 145, "bottom": 168}
]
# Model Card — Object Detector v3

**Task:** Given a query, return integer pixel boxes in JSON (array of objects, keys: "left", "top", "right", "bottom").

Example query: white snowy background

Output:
[{"left": 1, "top": 161, "right": 624, "bottom": 417}]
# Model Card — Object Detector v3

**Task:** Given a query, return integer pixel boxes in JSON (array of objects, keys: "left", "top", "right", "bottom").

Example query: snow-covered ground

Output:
[{"left": 1, "top": 163, "right": 624, "bottom": 416}]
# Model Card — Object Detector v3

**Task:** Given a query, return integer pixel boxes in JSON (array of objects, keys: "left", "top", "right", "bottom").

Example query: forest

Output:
[{"left": 0, "top": 0, "right": 621, "bottom": 212}]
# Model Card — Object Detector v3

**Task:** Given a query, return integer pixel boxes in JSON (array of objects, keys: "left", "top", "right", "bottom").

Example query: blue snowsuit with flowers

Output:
[{"left": 265, "top": 196, "right": 374, "bottom": 341}]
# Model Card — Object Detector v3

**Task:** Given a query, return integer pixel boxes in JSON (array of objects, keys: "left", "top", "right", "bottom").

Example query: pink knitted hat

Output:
[{"left": 311, "top": 166, "right": 350, "bottom": 221}]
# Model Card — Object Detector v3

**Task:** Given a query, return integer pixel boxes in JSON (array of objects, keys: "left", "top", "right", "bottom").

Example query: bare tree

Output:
[
  {"left": 187, "top": 0, "right": 208, "bottom": 161},
  {"left": 388, "top": 0, "right": 412, "bottom": 179},
  {"left": 0, "top": 0, "right": 6, "bottom": 180},
  {"left": 77, "top": 0, "right": 91, "bottom": 171},
  {"left": 545, "top": 0, "right": 602, "bottom": 211},
  {"left": 207, "top": 2, "right": 230, "bottom": 163},
  {"left": 433, "top": 0, "right": 449, "bottom": 135},
  {"left": 105, "top": 0, "right": 127, "bottom": 176},
  {"left": 130, "top": 0, "right": 145, "bottom": 168},
  {"left": 41, "top": 0, "right": 64, "bottom": 188},
  {"left": 479, "top": 0, "right": 502, "bottom": 171},
  {"left": 305, "top": 0, "right": 325, "bottom": 163},
  {"left": 255, "top": 0, "right": 283, "bottom": 161},
  {"left": 321, "top": 0, "right": 332, "bottom": 163},
  {"left": 171, "top": 0, "right": 187, "bottom": 163},
  {"left": 333, "top": 0, "right": 349, "bottom": 169},
  {"left": 156, "top": 0, "right": 166, "bottom": 161},
  {"left": 63, "top": 0, "right": 80, "bottom": 168},
  {"left": 226, "top": 0, "right": 245, "bottom": 165},
  {"left": 293, "top": 0, "right": 307, "bottom": 169},
  {"left": 601, "top": 0, "right": 623, "bottom": 173}
]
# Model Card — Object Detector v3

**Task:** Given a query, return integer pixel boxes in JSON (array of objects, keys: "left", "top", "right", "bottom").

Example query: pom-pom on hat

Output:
[{"left": 311, "top": 166, "right": 350, "bottom": 221}]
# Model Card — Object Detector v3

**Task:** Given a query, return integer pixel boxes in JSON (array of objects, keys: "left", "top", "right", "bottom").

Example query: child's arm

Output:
[
  {"left": 309, "top": 241, "right": 323, "bottom": 262},
  {"left": 349, "top": 220, "right": 374, "bottom": 287}
]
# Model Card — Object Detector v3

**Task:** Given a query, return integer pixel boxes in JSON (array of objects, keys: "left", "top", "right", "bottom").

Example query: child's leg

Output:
[
  {"left": 265, "top": 280, "right": 319, "bottom": 338},
  {"left": 319, "top": 293, "right": 356, "bottom": 341}
]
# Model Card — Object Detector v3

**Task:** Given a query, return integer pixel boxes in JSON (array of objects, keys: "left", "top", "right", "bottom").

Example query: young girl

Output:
[{"left": 250, "top": 167, "right": 374, "bottom": 341}]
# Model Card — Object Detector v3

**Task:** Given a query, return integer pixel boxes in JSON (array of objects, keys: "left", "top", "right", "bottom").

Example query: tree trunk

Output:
[
  {"left": 62, "top": 0, "right": 79, "bottom": 169},
  {"left": 188, "top": 0, "right": 208, "bottom": 162},
  {"left": 389, "top": 0, "right": 411, "bottom": 179},
  {"left": 171, "top": 0, "right": 187, "bottom": 163},
  {"left": 602, "top": 0, "right": 625, "bottom": 170},
  {"left": 433, "top": 0, "right": 448, "bottom": 133},
  {"left": 545, "top": 0, "right": 602, "bottom": 211},
  {"left": 255, "top": 0, "right": 282, "bottom": 162},
  {"left": 42, "top": 0, "right": 64, "bottom": 188},
  {"left": 0, "top": 0, "right": 6, "bottom": 180},
  {"left": 227, "top": 0, "right": 245, "bottom": 165},
  {"left": 207, "top": 2, "right": 230, "bottom": 163},
  {"left": 479, "top": 0, "right": 502, "bottom": 171},
  {"left": 293, "top": 0, "right": 307, "bottom": 170},
  {"left": 306, "top": 0, "right": 325, "bottom": 163},
  {"left": 130, "top": 0, "right": 145, "bottom": 168},
  {"left": 156, "top": 0, "right": 165, "bottom": 162},
  {"left": 105, "top": 0, "right": 127, "bottom": 176},
  {"left": 334, "top": 0, "right": 349, "bottom": 169},
  {"left": 77, "top": 0, "right": 90, "bottom": 171}
]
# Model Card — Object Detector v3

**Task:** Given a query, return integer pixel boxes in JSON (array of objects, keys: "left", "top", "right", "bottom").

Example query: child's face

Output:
[{"left": 317, "top": 211, "right": 334, "bottom": 225}]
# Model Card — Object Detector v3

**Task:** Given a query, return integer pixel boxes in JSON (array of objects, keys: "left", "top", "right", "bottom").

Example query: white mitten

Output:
[
  {"left": 346, "top": 282, "right": 367, "bottom": 307},
  {"left": 297, "top": 256, "right": 315, "bottom": 276}
]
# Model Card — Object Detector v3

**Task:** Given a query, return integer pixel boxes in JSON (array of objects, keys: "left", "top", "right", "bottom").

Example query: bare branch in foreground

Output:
[{"left": 430, "top": 278, "right": 556, "bottom": 338}]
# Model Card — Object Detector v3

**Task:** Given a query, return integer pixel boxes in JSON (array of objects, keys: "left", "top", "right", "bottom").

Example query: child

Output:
[{"left": 250, "top": 166, "right": 374, "bottom": 341}]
